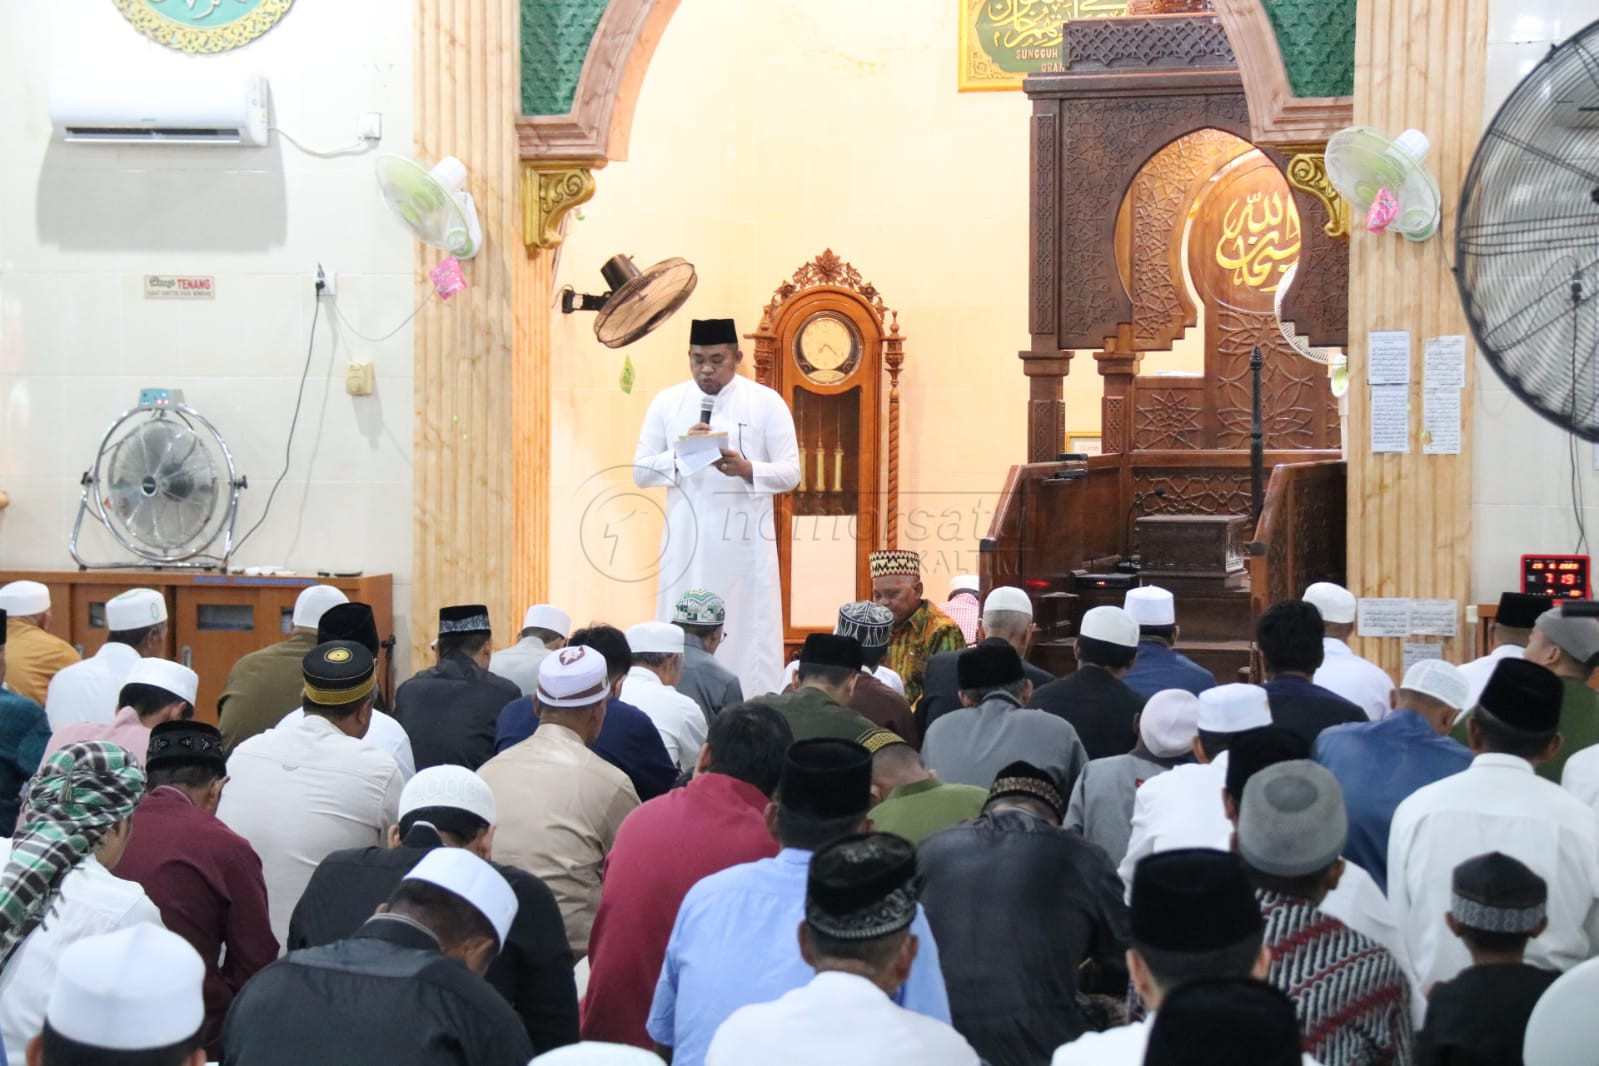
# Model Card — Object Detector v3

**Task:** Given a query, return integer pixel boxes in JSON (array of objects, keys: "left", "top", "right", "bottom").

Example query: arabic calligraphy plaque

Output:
[
  {"left": 959, "top": 0, "right": 1130, "bottom": 91},
  {"left": 112, "top": 0, "right": 295, "bottom": 54}
]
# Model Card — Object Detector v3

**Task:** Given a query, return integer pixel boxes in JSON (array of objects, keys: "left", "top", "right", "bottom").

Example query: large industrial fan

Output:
[
  {"left": 1456, "top": 18, "right": 1599, "bottom": 438},
  {"left": 70, "top": 389, "right": 247, "bottom": 569}
]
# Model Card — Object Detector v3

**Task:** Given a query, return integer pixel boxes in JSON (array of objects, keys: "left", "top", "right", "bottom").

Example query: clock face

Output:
[{"left": 794, "top": 313, "right": 861, "bottom": 385}]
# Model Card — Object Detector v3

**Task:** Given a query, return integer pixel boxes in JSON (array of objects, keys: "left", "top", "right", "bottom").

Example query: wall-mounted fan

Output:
[
  {"left": 70, "top": 390, "right": 246, "bottom": 569},
  {"left": 561, "top": 254, "right": 698, "bottom": 348},
  {"left": 1327, "top": 127, "right": 1442, "bottom": 242},
  {"left": 1456, "top": 18, "right": 1599, "bottom": 438},
  {"left": 375, "top": 154, "right": 482, "bottom": 259}
]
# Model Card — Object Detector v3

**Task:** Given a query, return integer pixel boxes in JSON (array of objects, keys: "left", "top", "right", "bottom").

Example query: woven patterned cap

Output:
[
  {"left": 868, "top": 549, "right": 922, "bottom": 578},
  {"left": 672, "top": 589, "right": 726, "bottom": 625},
  {"left": 836, "top": 601, "right": 893, "bottom": 648}
]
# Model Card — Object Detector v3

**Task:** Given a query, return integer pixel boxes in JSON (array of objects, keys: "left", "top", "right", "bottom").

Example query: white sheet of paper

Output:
[
  {"left": 1409, "top": 599, "right": 1459, "bottom": 637},
  {"left": 1424, "top": 335, "right": 1467, "bottom": 389},
  {"left": 1370, "top": 385, "right": 1410, "bottom": 453},
  {"left": 1403, "top": 641, "right": 1445, "bottom": 673},
  {"left": 1423, "top": 388, "right": 1462, "bottom": 455},
  {"left": 1369, "top": 330, "right": 1412, "bottom": 385},
  {"left": 674, "top": 431, "right": 729, "bottom": 475},
  {"left": 1358, "top": 598, "right": 1413, "bottom": 638}
]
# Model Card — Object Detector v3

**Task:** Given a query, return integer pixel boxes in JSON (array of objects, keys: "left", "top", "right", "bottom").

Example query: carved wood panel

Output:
[
  {"left": 1132, "top": 469, "right": 1254, "bottom": 515},
  {"left": 1031, "top": 113, "right": 1059, "bottom": 338},
  {"left": 1133, "top": 387, "right": 1205, "bottom": 450},
  {"left": 1103, "top": 395, "right": 1127, "bottom": 454}
]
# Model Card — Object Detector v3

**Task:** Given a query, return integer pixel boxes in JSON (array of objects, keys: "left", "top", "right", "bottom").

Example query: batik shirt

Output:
[{"left": 888, "top": 601, "right": 966, "bottom": 708}]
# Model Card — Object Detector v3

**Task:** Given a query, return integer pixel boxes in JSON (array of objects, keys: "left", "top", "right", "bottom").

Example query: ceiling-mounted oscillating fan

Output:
[
  {"left": 1274, "top": 261, "right": 1350, "bottom": 397},
  {"left": 1326, "top": 126, "right": 1443, "bottom": 241},
  {"left": 561, "top": 254, "right": 699, "bottom": 349},
  {"left": 374, "top": 154, "right": 483, "bottom": 259},
  {"left": 70, "top": 390, "right": 247, "bottom": 569},
  {"left": 1456, "top": 18, "right": 1599, "bottom": 439}
]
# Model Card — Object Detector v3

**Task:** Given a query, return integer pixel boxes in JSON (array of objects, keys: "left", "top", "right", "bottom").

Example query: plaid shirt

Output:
[
  {"left": 887, "top": 601, "right": 967, "bottom": 709},
  {"left": 940, "top": 594, "right": 981, "bottom": 648}
]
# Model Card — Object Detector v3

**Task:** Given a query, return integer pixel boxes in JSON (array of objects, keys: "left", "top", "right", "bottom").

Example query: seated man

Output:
[
  {"left": 478, "top": 645, "right": 639, "bottom": 958},
  {"left": 706, "top": 833, "right": 980, "bottom": 1066},
  {"left": 0, "top": 609, "right": 52, "bottom": 836},
  {"left": 45, "top": 586, "right": 168, "bottom": 728},
  {"left": 1458, "top": 591, "right": 1550, "bottom": 709},
  {"left": 1484, "top": 607, "right": 1599, "bottom": 782},
  {"left": 870, "top": 550, "right": 966, "bottom": 706},
  {"left": 45, "top": 657, "right": 198, "bottom": 765},
  {"left": 219, "top": 584, "right": 346, "bottom": 753},
  {"left": 1314, "top": 659, "right": 1472, "bottom": 892},
  {"left": 919, "top": 762, "right": 1129, "bottom": 1064},
  {"left": 489, "top": 603, "right": 570, "bottom": 697},
  {"left": 1120, "top": 586, "right": 1215, "bottom": 698},
  {"left": 288, "top": 765, "right": 579, "bottom": 1054},
  {"left": 1303, "top": 582, "right": 1395, "bottom": 721},
  {"left": 1257, "top": 600, "right": 1365, "bottom": 747},
  {"left": 647, "top": 739, "right": 950, "bottom": 1066},
  {"left": 923, "top": 642, "right": 1087, "bottom": 793},
  {"left": 919, "top": 587, "right": 1051, "bottom": 736},
  {"left": 672, "top": 590, "right": 743, "bottom": 721},
  {"left": 222, "top": 849, "right": 532, "bottom": 1066},
  {"left": 0, "top": 580, "right": 78, "bottom": 706},
  {"left": 395, "top": 604, "right": 522, "bottom": 771},
  {"left": 622, "top": 621, "right": 709, "bottom": 772},
  {"left": 866, "top": 731, "right": 987, "bottom": 845},
  {"left": 1032, "top": 606, "right": 1146, "bottom": 758},
  {"left": 751, "top": 634, "right": 878, "bottom": 743}
]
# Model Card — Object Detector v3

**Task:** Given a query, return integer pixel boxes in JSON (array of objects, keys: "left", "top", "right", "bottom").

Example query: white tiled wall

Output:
[
  {"left": 1471, "top": 0, "right": 1599, "bottom": 603},
  {"left": 0, "top": 2, "right": 416, "bottom": 673}
]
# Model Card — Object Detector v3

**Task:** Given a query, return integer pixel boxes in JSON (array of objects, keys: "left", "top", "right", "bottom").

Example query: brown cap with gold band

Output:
[{"left": 302, "top": 640, "right": 377, "bottom": 706}]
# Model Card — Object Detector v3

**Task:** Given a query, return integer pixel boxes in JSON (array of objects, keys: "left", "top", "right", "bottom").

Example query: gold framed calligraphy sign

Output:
[
  {"left": 112, "top": 0, "right": 295, "bottom": 55},
  {"left": 958, "top": 0, "right": 1129, "bottom": 91}
]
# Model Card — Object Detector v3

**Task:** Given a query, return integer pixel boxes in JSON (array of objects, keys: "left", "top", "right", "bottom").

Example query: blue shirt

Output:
[
  {"left": 647, "top": 847, "right": 951, "bottom": 1066},
  {"left": 1122, "top": 641, "right": 1216, "bottom": 698},
  {"left": 1313, "top": 709, "right": 1472, "bottom": 893},
  {"left": 495, "top": 696, "right": 678, "bottom": 801}
]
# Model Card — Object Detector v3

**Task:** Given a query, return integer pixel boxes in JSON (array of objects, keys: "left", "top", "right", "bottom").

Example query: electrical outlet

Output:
[
  {"left": 358, "top": 112, "right": 382, "bottom": 141},
  {"left": 345, "top": 361, "right": 375, "bottom": 396},
  {"left": 314, "top": 265, "right": 336, "bottom": 299}
]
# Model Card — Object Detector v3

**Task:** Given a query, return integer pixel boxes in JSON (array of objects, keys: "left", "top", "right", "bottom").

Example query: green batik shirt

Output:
[{"left": 886, "top": 600, "right": 966, "bottom": 708}]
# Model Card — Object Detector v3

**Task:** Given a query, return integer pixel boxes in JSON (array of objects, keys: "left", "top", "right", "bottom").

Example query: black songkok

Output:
[
  {"left": 805, "top": 832, "right": 918, "bottom": 941},
  {"left": 1451, "top": 851, "right": 1548, "bottom": 934},
  {"left": 799, "top": 633, "right": 863, "bottom": 671},
  {"left": 1144, "top": 977, "right": 1302, "bottom": 1066},
  {"left": 302, "top": 641, "right": 377, "bottom": 706},
  {"left": 319, "top": 602, "right": 380, "bottom": 656},
  {"left": 957, "top": 642, "right": 1025, "bottom": 690},
  {"left": 988, "top": 760, "right": 1066, "bottom": 821},
  {"left": 438, "top": 604, "right": 492, "bottom": 636},
  {"left": 689, "top": 318, "right": 738, "bottom": 346},
  {"left": 1497, "top": 592, "right": 1554, "bottom": 630},
  {"left": 145, "top": 721, "right": 226, "bottom": 776},
  {"left": 1477, "top": 658, "right": 1562, "bottom": 734},
  {"left": 779, "top": 738, "right": 871, "bottom": 819},
  {"left": 1130, "top": 849, "right": 1262, "bottom": 952}
]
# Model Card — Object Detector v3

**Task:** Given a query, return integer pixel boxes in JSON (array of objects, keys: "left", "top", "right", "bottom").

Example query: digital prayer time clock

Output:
[{"left": 1522, "top": 554, "right": 1591, "bottom": 600}]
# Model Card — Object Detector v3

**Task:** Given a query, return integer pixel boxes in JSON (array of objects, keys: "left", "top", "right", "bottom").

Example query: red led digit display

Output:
[{"left": 1521, "top": 554, "right": 1591, "bottom": 600}]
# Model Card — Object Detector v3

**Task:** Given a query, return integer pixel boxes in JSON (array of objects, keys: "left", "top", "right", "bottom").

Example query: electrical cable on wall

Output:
[
  {"left": 329, "top": 291, "right": 434, "bottom": 343},
  {"left": 272, "top": 126, "right": 377, "bottom": 159},
  {"left": 232, "top": 298, "right": 321, "bottom": 554}
]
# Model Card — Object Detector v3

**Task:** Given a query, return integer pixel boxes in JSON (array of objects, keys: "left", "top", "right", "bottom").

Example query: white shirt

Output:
[
  {"left": 782, "top": 660, "right": 905, "bottom": 695},
  {"left": 1314, "top": 638, "right": 1395, "bottom": 721},
  {"left": 0, "top": 848, "right": 164, "bottom": 1062},
  {"left": 280, "top": 705, "right": 416, "bottom": 780},
  {"left": 621, "top": 666, "right": 708, "bottom": 771},
  {"left": 707, "top": 970, "right": 979, "bottom": 1066},
  {"left": 1388, "top": 753, "right": 1599, "bottom": 989},
  {"left": 218, "top": 713, "right": 403, "bottom": 946},
  {"left": 1563, "top": 744, "right": 1599, "bottom": 809},
  {"left": 43, "top": 642, "right": 141, "bottom": 730},
  {"left": 1118, "top": 753, "right": 1230, "bottom": 893},
  {"left": 488, "top": 638, "right": 554, "bottom": 698},
  {"left": 1457, "top": 644, "right": 1524, "bottom": 712},
  {"left": 1052, "top": 1017, "right": 1320, "bottom": 1065}
]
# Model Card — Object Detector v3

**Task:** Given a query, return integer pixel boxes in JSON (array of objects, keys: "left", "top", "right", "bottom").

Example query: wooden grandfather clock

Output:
[{"left": 751, "top": 250, "right": 906, "bottom": 661}]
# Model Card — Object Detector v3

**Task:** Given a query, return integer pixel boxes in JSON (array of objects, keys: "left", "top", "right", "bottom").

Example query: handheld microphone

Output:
[{"left": 700, "top": 397, "right": 713, "bottom": 426}]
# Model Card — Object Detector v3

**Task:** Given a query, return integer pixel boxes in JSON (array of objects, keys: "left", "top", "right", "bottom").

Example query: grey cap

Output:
[
  {"left": 1535, "top": 608, "right": 1599, "bottom": 666},
  {"left": 1237, "top": 760, "right": 1347, "bottom": 878}
]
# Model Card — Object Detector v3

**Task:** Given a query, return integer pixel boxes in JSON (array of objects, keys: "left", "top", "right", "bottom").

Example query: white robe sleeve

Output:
[
  {"left": 749, "top": 388, "right": 800, "bottom": 495},
  {"left": 633, "top": 389, "right": 679, "bottom": 488}
]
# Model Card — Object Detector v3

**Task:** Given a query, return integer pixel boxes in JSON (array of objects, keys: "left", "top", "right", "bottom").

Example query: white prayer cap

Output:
[
  {"left": 982, "top": 586, "right": 1033, "bottom": 618},
  {"left": 0, "top": 580, "right": 50, "bottom": 617},
  {"left": 1524, "top": 955, "right": 1599, "bottom": 1066},
  {"left": 403, "top": 847, "right": 518, "bottom": 949},
  {"left": 949, "top": 574, "right": 980, "bottom": 597},
  {"left": 1197, "top": 683, "right": 1272, "bottom": 733},
  {"left": 104, "top": 588, "right": 168, "bottom": 631},
  {"left": 536, "top": 645, "right": 611, "bottom": 708},
  {"left": 1140, "top": 689, "right": 1203, "bottom": 758},
  {"left": 523, "top": 604, "right": 571, "bottom": 637},
  {"left": 1400, "top": 659, "right": 1469, "bottom": 712},
  {"left": 532, "top": 1044, "right": 667, "bottom": 1065},
  {"left": 626, "top": 621, "right": 684, "bottom": 655},
  {"left": 400, "top": 765, "right": 498, "bottom": 825},
  {"left": 1080, "top": 605, "right": 1140, "bottom": 649},
  {"left": 292, "top": 584, "right": 349, "bottom": 628},
  {"left": 1123, "top": 586, "right": 1176, "bottom": 626},
  {"left": 1302, "top": 582, "right": 1357, "bottom": 624},
  {"left": 123, "top": 658, "right": 199, "bottom": 706},
  {"left": 46, "top": 924, "right": 204, "bottom": 1050}
]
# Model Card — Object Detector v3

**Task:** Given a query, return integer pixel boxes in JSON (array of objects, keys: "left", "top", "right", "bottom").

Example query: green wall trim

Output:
[
  {"left": 521, "top": 0, "right": 609, "bottom": 116},
  {"left": 1260, "top": 0, "right": 1356, "bottom": 99}
]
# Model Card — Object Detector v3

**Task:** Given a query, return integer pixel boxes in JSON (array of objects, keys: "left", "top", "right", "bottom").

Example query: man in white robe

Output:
[{"left": 633, "top": 318, "right": 800, "bottom": 697}]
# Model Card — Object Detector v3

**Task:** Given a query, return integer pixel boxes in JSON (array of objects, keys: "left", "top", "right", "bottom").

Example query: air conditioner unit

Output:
[{"left": 49, "top": 69, "right": 270, "bottom": 146}]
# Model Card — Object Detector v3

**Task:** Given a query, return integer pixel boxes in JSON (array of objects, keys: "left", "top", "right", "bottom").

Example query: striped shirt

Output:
[{"left": 1258, "top": 890, "right": 1414, "bottom": 1066}]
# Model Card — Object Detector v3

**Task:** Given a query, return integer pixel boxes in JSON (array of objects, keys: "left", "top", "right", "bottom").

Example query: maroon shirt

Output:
[
  {"left": 116, "top": 785, "right": 278, "bottom": 1056},
  {"left": 580, "top": 772, "right": 779, "bottom": 1047}
]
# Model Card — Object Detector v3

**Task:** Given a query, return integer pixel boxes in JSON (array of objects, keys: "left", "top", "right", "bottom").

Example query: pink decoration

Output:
[
  {"left": 429, "top": 256, "right": 467, "bottom": 299},
  {"left": 1366, "top": 188, "right": 1400, "bottom": 233}
]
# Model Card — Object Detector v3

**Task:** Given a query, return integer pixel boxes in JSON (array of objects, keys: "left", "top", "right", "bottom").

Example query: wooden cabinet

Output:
[{"left": 0, "top": 570, "right": 392, "bottom": 723}]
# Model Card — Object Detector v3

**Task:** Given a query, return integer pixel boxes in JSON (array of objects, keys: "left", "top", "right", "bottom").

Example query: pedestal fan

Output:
[{"left": 69, "top": 390, "right": 247, "bottom": 569}]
